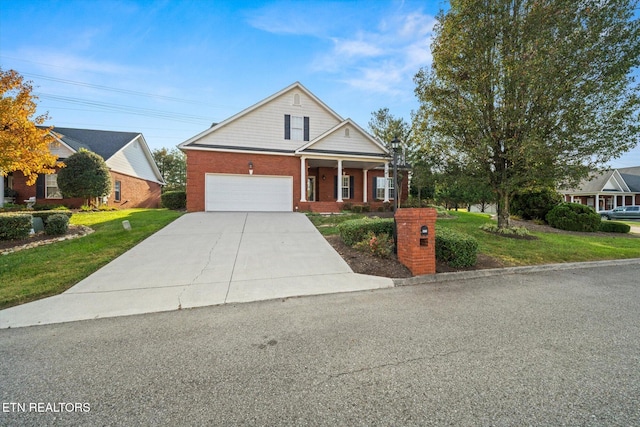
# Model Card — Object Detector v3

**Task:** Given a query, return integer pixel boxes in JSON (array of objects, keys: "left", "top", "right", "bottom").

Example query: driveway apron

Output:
[{"left": 0, "top": 212, "right": 392, "bottom": 328}]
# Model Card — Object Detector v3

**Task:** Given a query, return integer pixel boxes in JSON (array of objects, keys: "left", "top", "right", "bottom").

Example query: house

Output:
[
  {"left": 3, "top": 127, "right": 164, "bottom": 209},
  {"left": 560, "top": 167, "right": 640, "bottom": 213},
  {"left": 178, "top": 82, "right": 408, "bottom": 212}
]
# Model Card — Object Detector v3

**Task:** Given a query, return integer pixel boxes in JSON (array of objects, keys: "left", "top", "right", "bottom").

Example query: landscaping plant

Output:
[{"left": 546, "top": 203, "right": 601, "bottom": 232}]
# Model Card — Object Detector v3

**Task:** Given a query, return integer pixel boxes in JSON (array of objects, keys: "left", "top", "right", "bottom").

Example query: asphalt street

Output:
[{"left": 1, "top": 263, "right": 640, "bottom": 426}]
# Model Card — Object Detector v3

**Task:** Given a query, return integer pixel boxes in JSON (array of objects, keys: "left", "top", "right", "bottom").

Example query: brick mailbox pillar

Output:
[{"left": 395, "top": 208, "right": 436, "bottom": 276}]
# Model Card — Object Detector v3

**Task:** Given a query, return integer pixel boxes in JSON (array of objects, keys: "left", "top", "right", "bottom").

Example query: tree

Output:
[
  {"left": 152, "top": 147, "right": 186, "bottom": 191},
  {"left": 0, "top": 69, "right": 60, "bottom": 185},
  {"left": 56, "top": 149, "right": 111, "bottom": 206},
  {"left": 369, "top": 108, "right": 415, "bottom": 204},
  {"left": 414, "top": 0, "right": 640, "bottom": 229}
]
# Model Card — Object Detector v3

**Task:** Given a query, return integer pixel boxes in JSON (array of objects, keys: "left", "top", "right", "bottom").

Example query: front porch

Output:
[
  {"left": 567, "top": 193, "right": 640, "bottom": 213},
  {"left": 296, "top": 156, "right": 403, "bottom": 213}
]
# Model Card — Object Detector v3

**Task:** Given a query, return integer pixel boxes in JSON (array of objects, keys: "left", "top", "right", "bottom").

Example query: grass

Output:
[
  {"left": 306, "top": 212, "right": 371, "bottom": 235},
  {"left": 310, "top": 211, "right": 640, "bottom": 267},
  {"left": 0, "top": 209, "right": 182, "bottom": 309}
]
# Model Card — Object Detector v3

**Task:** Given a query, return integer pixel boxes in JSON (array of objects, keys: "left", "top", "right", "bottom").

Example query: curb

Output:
[{"left": 393, "top": 258, "right": 640, "bottom": 287}]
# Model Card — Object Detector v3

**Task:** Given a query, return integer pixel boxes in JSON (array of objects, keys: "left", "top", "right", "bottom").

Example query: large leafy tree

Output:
[
  {"left": 57, "top": 149, "right": 111, "bottom": 206},
  {"left": 152, "top": 147, "right": 186, "bottom": 191},
  {"left": 414, "top": 0, "right": 640, "bottom": 228},
  {"left": 0, "top": 69, "right": 60, "bottom": 185}
]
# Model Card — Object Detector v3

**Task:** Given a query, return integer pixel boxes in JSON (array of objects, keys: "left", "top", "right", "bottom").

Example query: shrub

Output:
[
  {"left": 44, "top": 213, "right": 69, "bottom": 236},
  {"left": 338, "top": 217, "right": 394, "bottom": 246},
  {"left": 353, "top": 231, "right": 394, "bottom": 258},
  {"left": 342, "top": 202, "right": 353, "bottom": 211},
  {"left": 0, "top": 214, "right": 33, "bottom": 240},
  {"left": 435, "top": 227, "right": 478, "bottom": 268},
  {"left": 511, "top": 188, "right": 563, "bottom": 221},
  {"left": 480, "top": 223, "right": 531, "bottom": 236},
  {"left": 546, "top": 203, "right": 601, "bottom": 232},
  {"left": 161, "top": 191, "right": 186, "bottom": 210},
  {"left": 31, "top": 210, "right": 73, "bottom": 223},
  {"left": 352, "top": 205, "right": 363, "bottom": 213},
  {"left": 599, "top": 221, "right": 630, "bottom": 233}
]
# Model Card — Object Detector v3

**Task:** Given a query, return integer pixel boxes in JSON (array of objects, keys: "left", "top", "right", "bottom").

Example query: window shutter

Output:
[
  {"left": 36, "top": 174, "right": 45, "bottom": 198},
  {"left": 350, "top": 176, "right": 355, "bottom": 199},
  {"left": 334, "top": 176, "right": 338, "bottom": 199},
  {"left": 303, "top": 116, "right": 310, "bottom": 141},
  {"left": 284, "top": 114, "right": 291, "bottom": 140},
  {"left": 372, "top": 177, "right": 378, "bottom": 200}
]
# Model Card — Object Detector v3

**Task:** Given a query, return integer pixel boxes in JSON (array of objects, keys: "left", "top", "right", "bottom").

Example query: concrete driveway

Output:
[{"left": 0, "top": 212, "right": 392, "bottom": 328}]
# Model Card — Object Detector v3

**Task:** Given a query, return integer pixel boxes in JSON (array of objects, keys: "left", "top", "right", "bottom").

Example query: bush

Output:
[
  {"left": 352, "top": 205, "right": 363, "bottom": 213},
  {"left": 338, "top": 217, "right": 394, "bottom": 246},
  {"left": 480, "top": 223, "right": 531, "bottom": 237},
  {"left": 44, "top": 213, "right": 69, "bottom": 236},
  {"left": 161, "top": 191, "right": 186, "bottom": 210},
  {"left": 546, "top": 203, "right": 601, "bottom": 232},
  {"left": 353, "top": 231, "right": 394, "bottom": 258},
  {"left": 31, "top": 210, "right": 73, "bottom": 223},
  {"left": 0, "top": 214, "right": 33, "bottom": 240},
  {"left": 435, "top": 227, "right": 478, "bottom": 268},
  {"left": 511, "top": 188, "right": 563, "bottom": 221},
  {"left": 599, "top": 221, "right": 631, "bottom": 233}
]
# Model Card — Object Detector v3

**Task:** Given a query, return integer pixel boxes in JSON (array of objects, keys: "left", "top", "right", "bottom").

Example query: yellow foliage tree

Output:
[{"left": 0, "top": 69, "right": 61, "bottom": 185}]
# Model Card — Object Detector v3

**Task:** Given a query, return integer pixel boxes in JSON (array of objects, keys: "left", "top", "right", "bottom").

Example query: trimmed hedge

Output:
[
  {"left": 435, "top": 227, "right": 478, "bottom": 268},
  {"left": 599, "top": 221, "right": 631, "bottom": 233},
  {"left": 546, "top": 203, "right": 601, "bottom": 232},
  {"left": 511, "top": 188, "right": 562, "bottom": 221},
  {"left": 44, "top": 213, "right": 69, "bottom": 236},
  {"left": 32, "top": 210, "right": 73, "bottom": 222},
  {"left": 338, "top": 218, "right": 394, "bottom": 246},
  {"left": 162, "top": 191, "right": 186, "bottom": 210},
  {"left": 0, "top": 214, "right": 33, "bottom": 240}
]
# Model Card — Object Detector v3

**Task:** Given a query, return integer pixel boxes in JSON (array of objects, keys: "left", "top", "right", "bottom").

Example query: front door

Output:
[{"left": 307, "top": 177, "right": 316, "bottom": 202}]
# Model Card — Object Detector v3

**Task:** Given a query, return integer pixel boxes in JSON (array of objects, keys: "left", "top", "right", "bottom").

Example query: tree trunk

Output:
[{"left": 497, "top": 191, "right": 510, "bottom": 229}]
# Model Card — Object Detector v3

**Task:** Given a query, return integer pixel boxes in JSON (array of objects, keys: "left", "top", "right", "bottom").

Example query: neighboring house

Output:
[
  {"left": 179, "top": 82, "right": 408, "bottom": 212},
  {"left": 560, "top": 167, "right": 640, "bottom": 213},
  {"left": 5, "top": 127, "right": 164, "bottom": 209}
]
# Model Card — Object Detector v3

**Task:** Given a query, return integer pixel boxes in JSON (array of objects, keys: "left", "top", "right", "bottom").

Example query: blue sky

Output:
[{"left": 1, "top": 0, "right": 638, "bottom": 168}]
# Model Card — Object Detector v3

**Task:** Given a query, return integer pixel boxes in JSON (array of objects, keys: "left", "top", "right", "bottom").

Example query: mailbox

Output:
[{"left": 420, "top": 225, "right": 429, "bottom": 246}]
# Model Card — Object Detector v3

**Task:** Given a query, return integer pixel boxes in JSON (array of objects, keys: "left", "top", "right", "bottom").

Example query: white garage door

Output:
[{"left": 205, "top": 174, "right": 293, "bottom": 212}]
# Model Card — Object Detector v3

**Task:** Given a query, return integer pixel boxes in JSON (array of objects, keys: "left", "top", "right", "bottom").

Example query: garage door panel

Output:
[{"left": 206, "top": 174, "right": 292, "bottom": 212}]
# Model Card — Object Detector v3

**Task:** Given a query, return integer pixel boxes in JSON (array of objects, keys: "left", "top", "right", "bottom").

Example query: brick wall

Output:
[
  {"left": 395, "top": 208, "right": 436, "bottom": 276},
  {"left": 186, "top": 150, "right": 301, "bottom": 212},
  {"left": 108, "top": 171, "right": 162, "bottom": 209}
]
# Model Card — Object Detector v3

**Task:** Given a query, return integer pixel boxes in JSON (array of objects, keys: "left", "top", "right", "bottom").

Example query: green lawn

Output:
[
  {"left": 309, "top": 211, "right": 640, "bottom": 266},
  {"left": 0, "top": 209, "right": 182, "bottom": 309}
]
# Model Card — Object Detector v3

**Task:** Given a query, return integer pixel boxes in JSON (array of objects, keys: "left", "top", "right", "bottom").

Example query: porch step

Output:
[{"left": 308, "top": 202, "right": 342, "bottom": 213}]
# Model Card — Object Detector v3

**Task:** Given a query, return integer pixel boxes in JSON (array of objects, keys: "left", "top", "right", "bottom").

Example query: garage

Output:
[{"left": 205, "top": 174, "right": 293, "bottom": 212}]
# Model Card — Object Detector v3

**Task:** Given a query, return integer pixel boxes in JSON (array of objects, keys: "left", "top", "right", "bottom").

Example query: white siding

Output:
[
  {"left": 308, "top": 127, "right": 387, "bottom": 155},
  {"left": 106, "top": 137, "right": 159, "bottom": 183},
  {"left": 49, "top": 141, "right": 75, "bottom": 158},
  {"left": 195, "top": 88, "right": 341, "bottom": 151}
]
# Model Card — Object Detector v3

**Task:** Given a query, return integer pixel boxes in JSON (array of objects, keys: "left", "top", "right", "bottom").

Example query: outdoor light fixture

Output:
[
  {"left": 391, "top": 136, "right": 400, "bottom": 212},
  {"left": 322, "top": 175, "right": 326, "bottom": 181},
  {"left": 249, "top": 161, "right": 254, "bottom": 175}
]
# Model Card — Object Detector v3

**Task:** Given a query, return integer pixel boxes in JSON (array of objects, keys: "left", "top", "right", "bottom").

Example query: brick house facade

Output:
[
  {"left": 180, "top": 82, "right": 408, "bottom": 213},
  {"left": 1, "top": 128, "right": 164, "bottom": 209}
]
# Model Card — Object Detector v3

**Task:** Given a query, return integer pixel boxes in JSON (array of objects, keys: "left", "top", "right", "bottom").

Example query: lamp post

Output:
[{"left": 391, "top": 136, "right": 400, "bottom": 211}]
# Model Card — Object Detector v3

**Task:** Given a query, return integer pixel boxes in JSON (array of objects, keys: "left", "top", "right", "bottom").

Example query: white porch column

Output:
[
  {"left": 570, "top": 195, "right": 574, "bottom": 203},
  {"left": 337, "top": 159, "right": 343, "bottom": 203},
  {"left": 614, "top": 195, "right": 617, "bottom": 208},
  {"left": 363, "top": 169, "right": 368, "bottom": 203},
  {"left": 595, "top": 194, "right": 600, "bottom": 212},
  {"left": 622, "top": 194, "right": 626, "bottom": 207},
  {"left": 0, "top": 172, "right": 4, "bottom": 207},
  {"left": 383, "top": 162, "right": 390, "bottom": 203},
  {"left": 300, "top": 157, "right": 307, "bottom": 202}
]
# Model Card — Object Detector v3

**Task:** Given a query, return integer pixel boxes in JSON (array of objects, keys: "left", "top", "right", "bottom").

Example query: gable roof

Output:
[
  {"left": 41, "top": 126, "right": 164, "bottom": 184},
  {"left": 47, "top": 127, "right": 141, "bottom": 160},
  {"left": 564, "top": 168, "right": 640, "bottom": 194},
  {"left": 296, "top": 118, "right": 389, "bottom": 158}
]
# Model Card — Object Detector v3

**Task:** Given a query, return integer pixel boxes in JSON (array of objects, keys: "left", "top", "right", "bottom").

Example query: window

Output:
[
  {"left": 291, "top": 116, "right": 304, "bottom": 141},
  {"left": 284, "top": 115, "right": 310, "bottom": 141},
  {"left": 114, "top": 180, "right": 121, "bottom": 202},
  {"left": 45, "top": 174, "right": 62, "bottom": 199},
  {"left": 375, "top": 177, "right": 394, "bottom": 200},
  {"left": 342, "top": 175, "right": 350, "bottom": 200}
]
